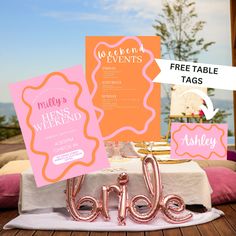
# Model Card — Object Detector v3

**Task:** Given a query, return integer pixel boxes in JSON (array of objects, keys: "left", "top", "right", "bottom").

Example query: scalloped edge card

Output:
[
  {"left": 171, "top": 123, "right": 227, "bottom": 160},
  {"left": 10, "top": 65, "right": 109, "bottom": 187},
  {"left": 86, "top": 36, "right": 161, "bottom": 141}
]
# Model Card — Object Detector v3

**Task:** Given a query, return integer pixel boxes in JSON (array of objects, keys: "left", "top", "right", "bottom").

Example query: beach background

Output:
[{"left": 0, "top": 0, "right": 234, "bottom": 142}]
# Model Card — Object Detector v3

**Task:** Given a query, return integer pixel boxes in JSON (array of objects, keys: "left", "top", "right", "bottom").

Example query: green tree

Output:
[
  {"left": 153, "top": 0, "right": 232, "bottom": 135},
  {"left": 9, "top": 115, "right": 19, "bottom": 127},
  {"left": 0, "top": 115, "right": 21, "bottom": 141},
  {"left": 153, "top": 0, "right": 214, "bottom": 61},
  {"left": 0, "top": 115, "right": 8, "bottom": 140}
]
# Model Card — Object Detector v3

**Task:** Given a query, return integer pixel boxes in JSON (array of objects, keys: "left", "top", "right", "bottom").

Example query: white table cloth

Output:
[{"left": 19, "top": 158, "right": 212, "bottom": 213}]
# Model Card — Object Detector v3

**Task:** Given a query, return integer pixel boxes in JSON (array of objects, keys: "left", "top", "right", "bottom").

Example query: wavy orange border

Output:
[
  {"left": 172, "top": 124, "right": 227, "bottom": 160},
  {"left": 22, "top": 72, "right": 99, "bottom": 183}
]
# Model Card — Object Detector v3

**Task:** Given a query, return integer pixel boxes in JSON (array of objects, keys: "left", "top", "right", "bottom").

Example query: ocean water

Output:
[{"left": 228, "top": 136, "right": 235, "bottom": 145}]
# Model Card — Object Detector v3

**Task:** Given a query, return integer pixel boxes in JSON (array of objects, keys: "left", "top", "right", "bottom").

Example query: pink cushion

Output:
[
  {"left": 0, "top": 174, "right": 21, "bottom": 208},
  {"left": 204, "top": 167, "right": 236, "bottom": 205}
]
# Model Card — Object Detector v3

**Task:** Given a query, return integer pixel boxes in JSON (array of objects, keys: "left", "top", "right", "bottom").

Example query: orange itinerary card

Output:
[{"left": 86, "top": 36, "right": 161, "bottom": 141}]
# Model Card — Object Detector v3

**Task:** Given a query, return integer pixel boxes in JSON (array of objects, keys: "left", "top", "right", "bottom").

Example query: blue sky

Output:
[{"left": 0, "top": 0, "right": 232, "bottom": 103}]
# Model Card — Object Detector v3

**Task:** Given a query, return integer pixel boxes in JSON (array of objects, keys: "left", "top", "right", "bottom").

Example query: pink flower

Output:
[{"left": 199, "top": 110, "right": 204, "bottom": 117}]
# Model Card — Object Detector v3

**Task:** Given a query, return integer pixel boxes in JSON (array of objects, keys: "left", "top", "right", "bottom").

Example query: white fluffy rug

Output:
[{"left": 4, "top": 208, "right": 223, "bottom": 231}]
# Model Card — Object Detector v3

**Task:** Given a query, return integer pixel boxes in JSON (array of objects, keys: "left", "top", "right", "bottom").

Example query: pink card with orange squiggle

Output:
[
  {"left": 86, "top": 36, "right": 161, "bottom": 141},
  {"left": 171, "top": 123, "right": 227, "bottom": 160},
  {"left": 10, "top": 66, "right": 109, "bottom": 187}
]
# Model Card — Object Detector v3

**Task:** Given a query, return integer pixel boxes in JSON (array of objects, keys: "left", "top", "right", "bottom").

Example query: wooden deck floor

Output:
[{"left": 1, "top": 204, "right": 236, "bottom": 236}]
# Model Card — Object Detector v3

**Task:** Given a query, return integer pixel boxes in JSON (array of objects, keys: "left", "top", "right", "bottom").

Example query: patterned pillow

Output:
[
  {"left": 0, "top": 149, "right": 28, "bottom": 168},
  {"left": 0, "top": 160, "right": 30, "bottom": 175}
]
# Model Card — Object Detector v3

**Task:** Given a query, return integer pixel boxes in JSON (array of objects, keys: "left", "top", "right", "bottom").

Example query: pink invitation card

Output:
[{"left": 10, "top": 66, "right": 109, "bottom": 187}]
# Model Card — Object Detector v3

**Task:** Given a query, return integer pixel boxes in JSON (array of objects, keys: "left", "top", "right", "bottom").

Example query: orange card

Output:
[{"left": 86, "top": 36, "right": 161, "bottom": 141}]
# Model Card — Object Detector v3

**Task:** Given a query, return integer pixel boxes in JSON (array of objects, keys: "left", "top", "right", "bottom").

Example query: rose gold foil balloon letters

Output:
[{"left": 66, "top": 155, "right": 192, "bottom": 225}]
